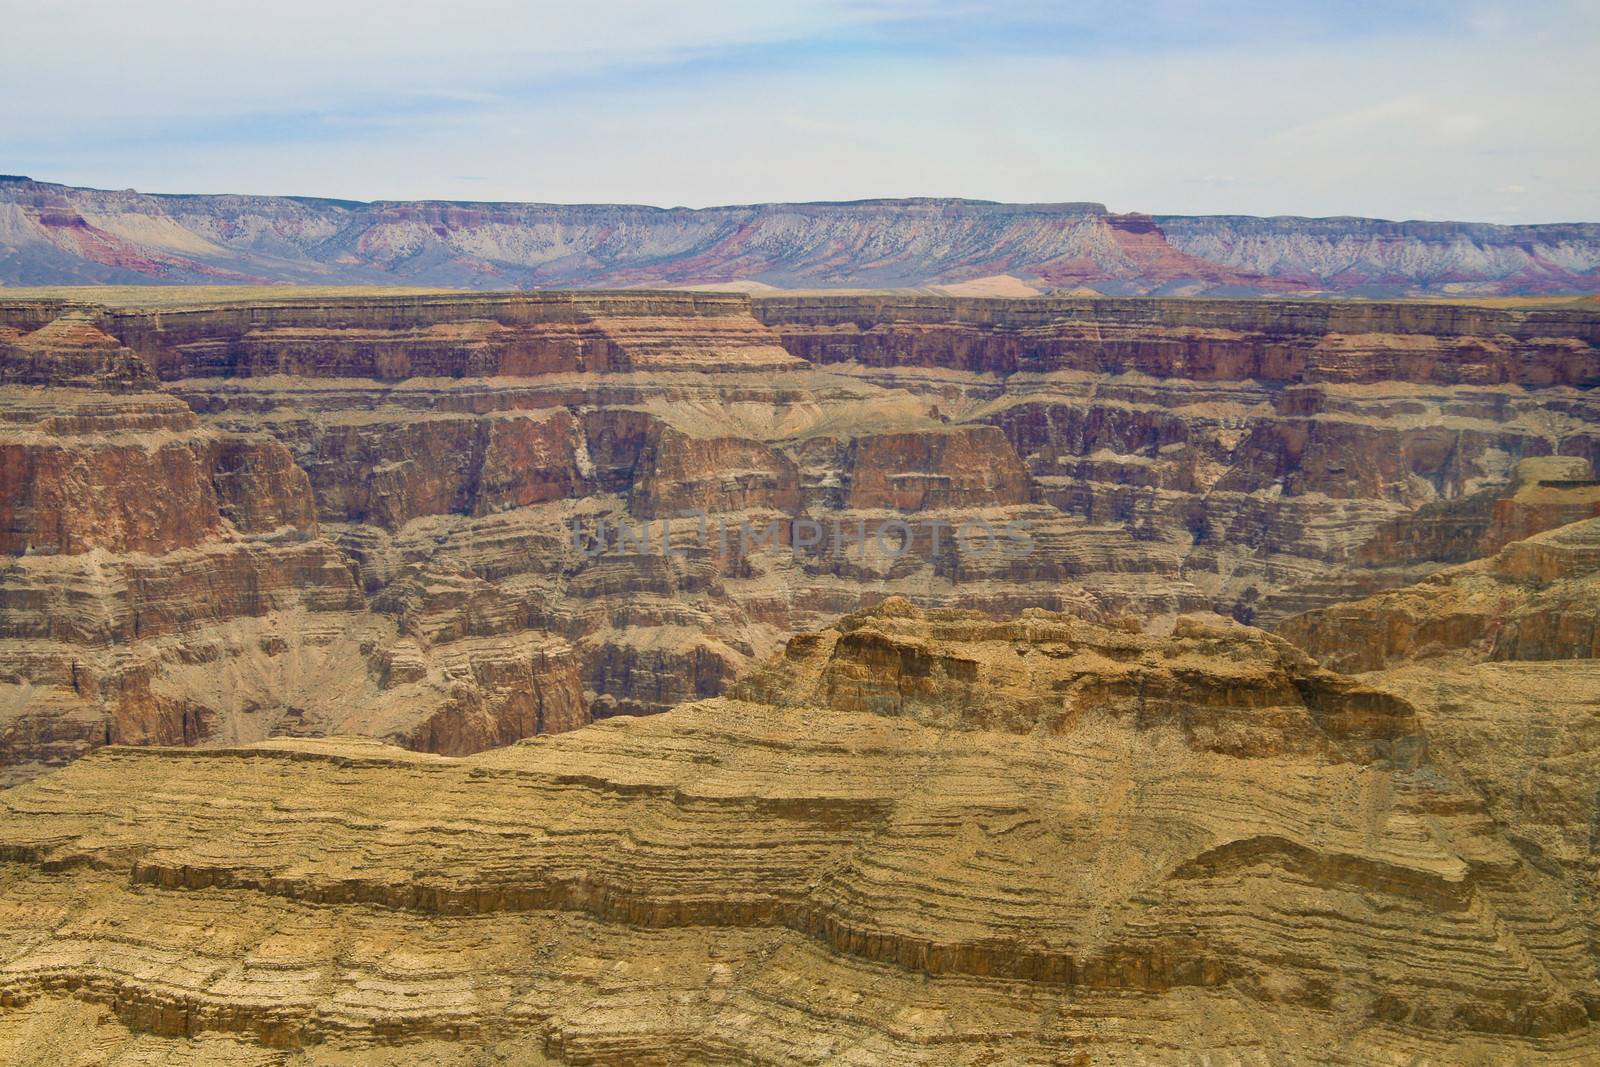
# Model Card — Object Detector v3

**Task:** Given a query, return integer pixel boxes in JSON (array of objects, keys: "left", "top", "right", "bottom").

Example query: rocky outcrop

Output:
[
  {"left": 94, "top": 291, "right": 804, "bottom": 379},
  {"left": 838, "top": 426, "right": 1029, "bottom": 511},
  {"left": 0, "top": 315, "right": 156, "bottom": 390},
  {"left": 0, "top": 601, "right": 1595, "bottom": 1063},
  {"left": 757, "top": 295, "right": 1600, "bottom": 386},
  {"left": 1271, "top": 508, "right": 1600, "bottom": 1015},
  {"left": 630, "top": 425, "right": 801, "bottom": 518},
  {"left": 0, "top": 309, "right": 593, "bottom": 785},
  {"left": 4, "top": 177, "right": 1599, "bottom": 294},
  {"left": 3, "top": 289, "right": 1597, "bottom": 785},
  {"left": 1481, "top": 456, "right": 1600, "bottom": 550},
  {"left": 741, "top": 598, "right": 1419, "bottom": 758},
  {"left": 1277, "top": 514, "right": 1600, "bottom": 672}
]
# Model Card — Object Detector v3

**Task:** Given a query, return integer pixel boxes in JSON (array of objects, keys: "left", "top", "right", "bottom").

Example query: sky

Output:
[{"left": 3, "top": 0, "right": 1597, "bottom": 222}]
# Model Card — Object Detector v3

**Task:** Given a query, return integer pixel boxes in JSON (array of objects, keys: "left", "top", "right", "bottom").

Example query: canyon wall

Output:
[
  {"left": 1279, "top": 506, "right": 1600, "bottom": 673},
  {"left": 1, "top": 289, "right": 1597, "bottom": 784},
  {"left": 5, "top": 177, "right": 1599, "bottom": 294},
  {"left": 1, "top": 600, "right": 1596, "bottom": 1062},
  {"left": 4, "top": 285, "right": 1600, "bottom": 1064},
  {"left": 1276, "top": 510, "right": 1600, "bottom": 1006}
]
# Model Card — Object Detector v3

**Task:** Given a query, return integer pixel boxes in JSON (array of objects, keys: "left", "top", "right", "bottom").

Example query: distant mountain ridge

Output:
[{"left": 2, "top": 176, "right": 1597, "bottom": 295}]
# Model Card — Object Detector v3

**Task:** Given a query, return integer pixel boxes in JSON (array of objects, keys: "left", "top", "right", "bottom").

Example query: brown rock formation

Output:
[
  {"left": 1277, "top": 514, "right": 1600, "bottom": 672},
  {"left": 1272, "top": 513, "right": 1600, "bottom": 1015},
  {"left": 2, "top": 289, "right": 1597, "bottom": 785},
  {"left": 840, "top": 426, "right": 1029, "bottom": 511},
  {"left": 0, "top": 306, "right": 591, "bottom": 785},
  {"left": 0, "top": 601, "right": 1595, "bottom": 1063},
  {"left": 757, "top": 295, "right": 1600, "bottom": 386}
]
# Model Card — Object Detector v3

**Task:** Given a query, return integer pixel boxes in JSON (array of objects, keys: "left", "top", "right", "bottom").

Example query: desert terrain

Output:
[{"left": 0, "top": 286, "right": 1597, "bottom": 1063}]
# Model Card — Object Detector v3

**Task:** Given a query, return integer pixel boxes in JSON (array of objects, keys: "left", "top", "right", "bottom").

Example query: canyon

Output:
[
  {"left": 6, "top": 177, "right": 1600, "bottom": 295},
  {"left": 2, "top": 288, "right": 1598, "bottom": 784},
  {"left": 2, "top": 590, "right": 1599, "bottom": 1063},
  {"left": 1, "top": 285, "right": 1599, "bottom": 1063}
]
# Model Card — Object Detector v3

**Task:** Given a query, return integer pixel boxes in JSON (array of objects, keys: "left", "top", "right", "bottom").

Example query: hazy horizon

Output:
[
  {"left": 11, "top": 175, "right": 1600, "bottom": 226},
  {"left": 6, "top": 1, "right": 1598, "bottom": 224}
]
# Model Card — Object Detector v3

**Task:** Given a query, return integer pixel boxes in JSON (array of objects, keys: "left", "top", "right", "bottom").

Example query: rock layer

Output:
[
  {"left": 4, "top": 177, "right": 1600, "bottom": 294},
  {"left": 0, "top": 308, "right": 588, "bottom": 785},
  {"left": 0, "top": 600, "right": 1596, "bottom": 1063},
  {"left": 1277, "top": 513, "right": 1600, "bottom": 672},
  {"left": 2, "top": 289, "right": 1598, "bottom": 784},
  {"left": 1274, "top": 515, "right": 1600, "bottom": 1026}
]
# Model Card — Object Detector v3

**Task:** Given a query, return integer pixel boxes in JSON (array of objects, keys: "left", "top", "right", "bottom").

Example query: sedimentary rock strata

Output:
[
  {"left": 1278, "top": 515, "right": 1600, "bottom": 1021},
  {"left": 2, "top": 284, "right": 1599, "bottom": 1065},
  {"left": 0, "top": 599, "right": 1595, "bottom": 1063},
  {"left": 6, "top": 177, "right": 1600, "bottom": 294},
  {"left": 1277, "top": 512, "right": 1600, "bottom": 673},
  {"left": 2, "top": 289, "right": 1597, "bottom": 783},
  {"left": 0, "top": 309, "right": 586, "bottom": 785}
]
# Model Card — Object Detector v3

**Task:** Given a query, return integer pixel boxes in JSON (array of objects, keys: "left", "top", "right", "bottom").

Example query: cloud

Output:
[{"left": 3, "top": 0, "right": 1596, "bottom": 222}]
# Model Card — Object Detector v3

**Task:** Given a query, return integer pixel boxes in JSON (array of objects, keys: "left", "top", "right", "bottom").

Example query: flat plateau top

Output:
[
  {"left": 0, "top": 285, "right": 478, "bottom": 310},
  {"left": 1, "top": 284, "right": 1597, "bottom": 313}
]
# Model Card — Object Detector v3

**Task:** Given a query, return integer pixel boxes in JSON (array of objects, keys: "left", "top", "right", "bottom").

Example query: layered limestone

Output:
[
  {"left": 5, "top": 178, "right": 1600, "bottom": 294},
  {"left": 2, "top": 290, "right": 1597, "bottom": 783},
  {"left": 1276, "top": 514, "right": 1600, "bottom": 672},
  {"left": 758, "top": 296, "right": 1600, "bottom": 620},
  {"left": 0, "top": 314, "right": 587, "bottom": 785},
  {"left": 1273, "top": 517, "right": 1600, "bottom": 1013},
  {"left": 0, "top": 600, "right": 1596, "bottom": 1063},
  {"left": 755, "top": 295, "right": 1600, "bottom": 386},
  {"left": 1361, "top": 659, "right": 1600, "bottom": 979}
]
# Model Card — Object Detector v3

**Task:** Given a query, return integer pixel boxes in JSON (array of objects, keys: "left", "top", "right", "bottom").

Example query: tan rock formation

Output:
[
  {"left": 3, "top": 290, "right": 1598, "bottom": 785},
  {"left": 1273, "top": 515, "right": 1600, "bottom": 1026},
  {"left": 1, "top": 600, "right": 1596, "bottom": 1063},
  {"left": 1276, "top": 514, "right": 1600, "bottom": 672}
]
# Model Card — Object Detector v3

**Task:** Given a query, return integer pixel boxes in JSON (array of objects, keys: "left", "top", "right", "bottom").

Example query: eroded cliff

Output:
[
  {"left": 1276, "top": 512, "right": 1600, "bottom": 1012},
  {"left": 5, "top": 177, "right": 1599, "bottom": 294},
  {"left": 1, "top": 600, "right": 1595, "bottom": 1064},
  {"left": 1, "top": 289, "right": 1597, "bottom": 785}
]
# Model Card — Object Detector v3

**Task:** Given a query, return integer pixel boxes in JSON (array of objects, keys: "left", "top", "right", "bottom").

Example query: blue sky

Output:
[{"left": 4, "top": 0, "right": 1597, "bottom": 221}]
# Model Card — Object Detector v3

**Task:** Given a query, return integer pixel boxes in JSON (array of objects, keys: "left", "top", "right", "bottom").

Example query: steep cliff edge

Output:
[
  {"left": 4, "top": 177, "right": 1598, "bottom": 294},
  {"left": 2, "top": 289, "right": 1597, "bottom": 785},
  {"left": 1277, "top": 505, "right": 1600, "bottom": 673},
  {"left": 1, "top": 600, "right": 1595, "bottom": 1064},
  {"left": 1274, "top": 513, "right": 1600, "bottom": 1006},
  {"left": 0, "top": 308, "right": 589, "bottom": 785}
]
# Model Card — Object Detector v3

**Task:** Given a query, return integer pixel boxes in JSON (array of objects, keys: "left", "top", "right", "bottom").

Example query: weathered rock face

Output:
[
  {"left": 0, "top": 308, "right": 591, "bottom": 785},
  {"left": 757, "top": 295, "right": 1600, "bottom": 386},
  {"left": 839, "top": 426, "right": 1029, "bottom": 511},
  {"left": 630, "top": 425, "right": 801, "bottom": 518},
  {"left": 0, "top": 315, "right": 157, "bottom": 390},
  {"left": 5, "top": 177, "right": 1600, "bottom": 295},
  {"left": 770, "top": 297, "right": 1600, "bottom": 616},
  {"left": 1, "top": 600, "right": 1595, "bottom": 1064},
  {"left": 2, "top": 289, "right": 1597, "bottom": 786},
  {"left": 95, "top": 292, "right": 805, "bottom": 379},
  {"left": 741, "top": 598, "right": 1419, "bottom": 759},
  {"left": 1272, "top": 515, "right": 1600, "bottom": 1012},
  {"left": 1277, "top": 513, "right": 1600, "bottom": 672},
  {"left": 0, "top": 315, "right": 322, "bottom": 559},
  {"left": 1481, "top": 456, "right": 1600, "bottom": 551},
  {"left": 1371, "top": 658, "right": 1600, "bottom": 1024}
]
